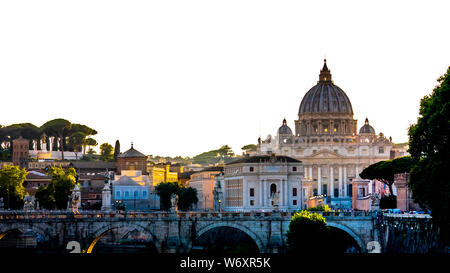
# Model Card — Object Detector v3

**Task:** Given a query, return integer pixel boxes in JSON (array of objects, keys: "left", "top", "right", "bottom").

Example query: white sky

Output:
[{"left": 1, "top": 1, "right": 449, "bottom": 157}]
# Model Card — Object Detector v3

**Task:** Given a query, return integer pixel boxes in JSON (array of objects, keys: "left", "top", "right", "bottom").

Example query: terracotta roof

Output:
[
  {"left": 69, "top": 161, "right": 117, "bottom": 170},
  {"left": 227, "top": 155, "right": 301, "bottom": 165},
  {"left": 113, "top": 175, "right": 149, "bottom": 187},
  {"left": 117, "top": 145, "right": 146, "bottom": 158}
]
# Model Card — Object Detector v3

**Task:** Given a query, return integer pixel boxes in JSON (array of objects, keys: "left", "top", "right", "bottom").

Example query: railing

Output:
[{"left": 0, "top": 209, "right": 376, "bottom": 220}]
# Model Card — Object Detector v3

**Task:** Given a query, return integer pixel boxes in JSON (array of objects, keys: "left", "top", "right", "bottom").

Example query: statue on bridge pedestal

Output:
[
  {"left": 101, "top": 175, "right": 112, "bottom": 211},
  {"left": 370, "top": 193, "right": 381, "bottom": 211},
  {"left": 69, "top": 184, "right": 81, "bottom": 214},
  {"left": 270, "top": 191, "right": 280, "bottom": 212},
  {"left": 23, "top": 193, "right": 34, "bottom": 212},
  {"left": 0, "top": 197, "right": 4, "bottom": 211},
  {"left": 170, "top": 193, "right": 178, "bottom": 212}
]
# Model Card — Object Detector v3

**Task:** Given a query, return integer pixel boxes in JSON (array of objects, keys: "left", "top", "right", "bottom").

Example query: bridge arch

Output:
[
  {"left": 0, "top": 224, "right": 49, "bottom": 243},
  {"left": 326, "top": 222, "right": 365, "bottom": 252},
  {"left": 194, "top": 222, "right": 264, "bottom": 253},
  {"left": 87, "top": 222, "right": 160, "bottom": 253}
]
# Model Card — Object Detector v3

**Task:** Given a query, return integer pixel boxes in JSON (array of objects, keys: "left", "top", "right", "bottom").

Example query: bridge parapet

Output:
[{"left": 0, "top": 210, "right": 376, "bottom": 221}]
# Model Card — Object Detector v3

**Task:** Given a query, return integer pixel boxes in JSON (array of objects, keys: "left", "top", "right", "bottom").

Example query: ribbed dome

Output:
[
  {"left": 278, "top": 118, "right": 293, "bottom": 135},
  {"left": 359, "top": 118, "right": 375, "bottom": 134},
  {"left": 298, "top": 60, "right": 353, "bottom": 115}
]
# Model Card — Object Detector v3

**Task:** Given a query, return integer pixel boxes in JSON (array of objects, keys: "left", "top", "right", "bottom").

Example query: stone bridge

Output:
[{"left": 0, "top": 210, "right": 379, "bottom": 253}]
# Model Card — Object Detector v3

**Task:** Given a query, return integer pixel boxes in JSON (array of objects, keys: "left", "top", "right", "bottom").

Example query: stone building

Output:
[
  {"left": 187, "top": 166, "right": 223, "bottom": 211},
  {"left": 257, "top": 60, "right": 393, "bottom": 209},
  {"left": 116, "top": 143, "right": 147, "bottom": 175},
  {"left": 147, "top": 163, "right": 179, "bottom": 186},
  {"left": 111, "top": 170, "right": 159, "bottom": 211},
  {"left": 12, "top": 137, "right": 29, "bottom": 169},
  {"left": 214, "top": 154, "right": 303, "bottom": 212}
]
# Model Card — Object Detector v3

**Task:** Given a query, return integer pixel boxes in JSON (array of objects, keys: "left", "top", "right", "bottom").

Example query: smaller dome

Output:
[
  {"left": 359, "top": 118, "right": 375, "bottom": 134},
  {"left": 278, "top": 118, "right": 293, "bottom": 135}
]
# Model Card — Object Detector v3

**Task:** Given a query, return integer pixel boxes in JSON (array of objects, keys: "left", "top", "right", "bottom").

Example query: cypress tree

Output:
[{"left": 114, "top": 140, "right": 120, "bottom": 160}]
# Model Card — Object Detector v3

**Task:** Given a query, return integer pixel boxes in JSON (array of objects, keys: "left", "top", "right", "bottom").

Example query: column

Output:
[
  {"left": 259, "top": 179, "right": 263, "bottom": 207},
  {"left": 263, "top": 180, "right": 267, "bottom": 208},
  {"left": 284, "top": 179, "right": 288, "bottom": 207},
  {"left": 279, "top": 180, "right": 283, "bottom": 207},
  {"left": 243, "top": 179, "right": 247, "bottom": 208},
  {"left": 356, "top": 165, "right": 359, "bottom": 179},
  {"left": 330, "top": 166, "right": 334, "bottom": 198},
  {"left": 318, "top": 166, "right": 322, "bottom": 195},
  {"left": 309, "top": 166, "right": 312, "bottom": 180},
  {"left": 339, "top": 166, "right": 343, "bottom": 197},
  {"left": 344, "top": 166, "right": 347, "bottom": 197}
]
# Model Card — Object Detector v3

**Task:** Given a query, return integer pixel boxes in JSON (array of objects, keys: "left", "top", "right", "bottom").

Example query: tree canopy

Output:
[
  {"left": 0, "top": 118, "right": 97, "bottom": 161},
  {"left": 408, "top": 66, "right": 450, "bottom": 245},
  {"left": 177, "top": 186, "right": 198, "bottom": 211},
  {"left": 35, "top": 166, "right": 78, "bottom": 210},
  {"left": 0, "top": 165, "right": 27, "bottom": 209},
  {"left": 192, "top": 145, "right": 237, "bottom": 165},
  {"left": 155, "top": 181, "right": 198, "bottom": 211},
  {"left": 286, "top": 210, "right": 328, "bottom": 253},
  {"left": 99, "top": 143, "right": 114, "bottom": 161},
  {"left": 359, "top": 156, "right": 416, "bottom": 196}
]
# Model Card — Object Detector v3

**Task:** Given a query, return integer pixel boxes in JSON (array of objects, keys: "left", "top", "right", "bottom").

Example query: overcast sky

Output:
[{"left": 1, "top": 1, "right": 449, "bottom": 157}]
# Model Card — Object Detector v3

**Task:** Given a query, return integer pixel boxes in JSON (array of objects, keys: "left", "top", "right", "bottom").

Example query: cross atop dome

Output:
[{"left": 318, "top": 58, "right": 333, "bottom": 83}]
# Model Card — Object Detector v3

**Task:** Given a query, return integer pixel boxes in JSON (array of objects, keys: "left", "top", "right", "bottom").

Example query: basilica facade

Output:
[{"left": 256, "top": 60, "right": 393, "bottom": 208}]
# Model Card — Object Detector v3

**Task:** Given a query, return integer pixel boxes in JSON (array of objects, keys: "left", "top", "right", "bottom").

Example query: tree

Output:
[
  {"left": 99, "top": 143, "right": 114, "bottom": 161},
  {"left": 69, "top": 123, "right": 97, "bottom": 154},
  {"left": 68, "top": 132, "right": 86, "bottom": 160},
  {"left": 177, "top": 187, "right": 198, "bottom": 211},
  {"left": 85, "top": 138, "right": 98, "bottom": 153},
  {"left": 286, "top": 210, "right": 328, "bottom": 253},
  {"left": 35, "top": 185, "right": 55, "bottom": 210},
  {"left": 155, "top": 182, "right": 181, "bottom": 211},
  {"left": 35, "top": 166, "right": 78, "bottom": 210},
  {"left": 408, "top": 66, "right": 450, "bottom": 245},
  {"left": 241, "top": 144, "right": 257, "bottom": 152},
  {"left": 192, "top": 145, "right": 237, "bottom": 165},
  {"left": 114, "top": 140, "right": 120, "bottom": 160},
  {"left": 359, "top": 156, "right": 416, "bottom": 198},
  {"left": 41, "top": 119, "right": 72, "bottom": 160},
  {"left": 0, "top": 165, "right": 27, "bottom": 209}
]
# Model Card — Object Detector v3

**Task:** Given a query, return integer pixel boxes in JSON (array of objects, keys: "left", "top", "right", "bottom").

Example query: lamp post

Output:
[{"left": 218, "top": 199, "right": 221, "bottom": 212}]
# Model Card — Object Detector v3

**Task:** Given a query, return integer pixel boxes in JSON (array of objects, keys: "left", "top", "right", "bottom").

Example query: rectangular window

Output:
[
  {"left": 347, "top": 184, "right": 353, "bottom": 197},
  {"left": 359, "top": 188, "right": 365, "bottom": 198},
  {"left": 250, "top": 200, "right": 254, "bottom": 206},
  {"left": 293, "top": 200, "right": 297, "bottom": 206},
  {"left": 292, "top": 166, "right": 297, "bottom": 172},
  {"left": 379, "top": 147, "right": 384, "bottom": 154},
  {"left": 292, "top": 187, "right": 297, "bottom": 197},
  {"left": 249, "top": 166, "right": 254, "bottom": 172},
  {"left": 322, "top": 184, "right": 327, "bottom": 195},
  {"left": 249, "top": 188, "right": 254, "bottom": 197},
  {"left": 334, "top": 188, "right": 339, "bottom": 197}
]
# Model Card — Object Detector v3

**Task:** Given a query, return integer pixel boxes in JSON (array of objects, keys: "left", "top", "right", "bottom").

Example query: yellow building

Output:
[{"left": 147, "top": 164, "right": 179, "bottom": 186}]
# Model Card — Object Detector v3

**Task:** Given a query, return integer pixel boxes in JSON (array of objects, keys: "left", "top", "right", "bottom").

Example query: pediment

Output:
[{"left": 307, "top": 149, "right": 343, "bottom": 159}]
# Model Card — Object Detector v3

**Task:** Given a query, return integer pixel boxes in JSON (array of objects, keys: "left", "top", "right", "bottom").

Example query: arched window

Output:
[
  {"left": 270, "top": 184, "right": 277, "bottom": 195},
  {"left": 142, "top": 191, "right": 147, "bottom": 198},
  {"left": 134, "top": 191, "right": 139, "bottom": 199},
  {"left": 116, "top": 191, "right": 121, "bottom": 198},
  {"left": 125, "top": 191, "right": 129, "bottom": 198}
]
